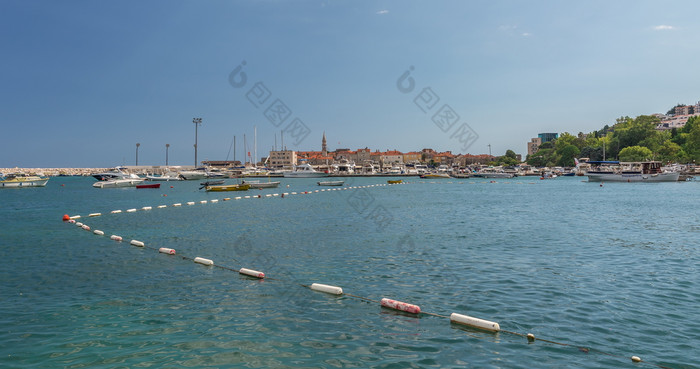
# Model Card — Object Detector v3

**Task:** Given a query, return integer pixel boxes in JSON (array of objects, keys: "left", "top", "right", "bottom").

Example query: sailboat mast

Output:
[{"left": 254, "top": 126, "right": 257, "bottom": 167}]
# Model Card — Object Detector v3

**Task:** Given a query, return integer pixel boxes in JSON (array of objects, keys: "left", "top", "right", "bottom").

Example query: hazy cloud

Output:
[
  {"left": 653, "top": 25, "right": 675, "bottom": 30},
  {"left": 376, "top": 10, "right": 389, "bottom": 15}
]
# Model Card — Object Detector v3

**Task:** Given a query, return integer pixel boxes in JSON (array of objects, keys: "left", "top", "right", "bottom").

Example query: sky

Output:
[{"left": 2, "top": 0, "right": 700, "bottom": 168}]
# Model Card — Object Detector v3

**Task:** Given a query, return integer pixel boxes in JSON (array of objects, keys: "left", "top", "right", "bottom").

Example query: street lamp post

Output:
[
  {"left": 165, "top": 144, "right": 170, "bottom": 166},
  {"left": 193, "top": 118, "right": 202, "bottom": 167},
  {"left": 136, "top": 143, "right": 140, "bottom": 166}
]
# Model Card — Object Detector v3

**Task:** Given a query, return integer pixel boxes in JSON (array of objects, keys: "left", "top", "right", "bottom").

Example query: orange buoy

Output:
[{"left": 62, "top": 214, "right": 70, "bottom": 221}]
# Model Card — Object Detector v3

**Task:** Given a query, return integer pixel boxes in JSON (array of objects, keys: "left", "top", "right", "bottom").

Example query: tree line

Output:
[{"left": 524, "top": 115, "right": 700, "bottom": 167}]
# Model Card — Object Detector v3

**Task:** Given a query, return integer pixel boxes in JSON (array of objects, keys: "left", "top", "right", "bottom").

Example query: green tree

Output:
[
  {"left": 618, "top": 146, "right": 653, "bottom": 162},
  {"left": 505, "top": 149, "right": 517, "bottom": 160},
  {"left": 556, "top": 144, "right": 580, "bottom": 167}
]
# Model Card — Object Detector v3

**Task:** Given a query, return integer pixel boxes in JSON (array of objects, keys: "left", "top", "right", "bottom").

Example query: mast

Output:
[
  {"left": 244, "top": 134, "right": 247, "bottom": 165},
  {"left": 254, "top": 126, "right": 257, "bottom": 166}
]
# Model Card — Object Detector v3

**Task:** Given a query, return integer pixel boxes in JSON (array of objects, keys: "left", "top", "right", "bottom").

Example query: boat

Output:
[
  {"left": 585, "top": 161, "right": 680, "bottom": 182},
  {"left": 178, "top": 167, "right": 219, "bottom": 180},
  {"left": 420, "top": 173, "right": 451, "bottom": 179},
  {"left": 474, "top": 167, "right": 514, "bottom": 179},
  {"left": 92, "top": 167, "right": 140, "bottom": 181},
  {"left": 0, "top": 173, "right": 50, "bottom": 188},
  {"left": 387, "top": 179, "right": 403, "bottom": 184},
  {"left": 145, "top": 170, "right": 183, "bottom": 181},
  {"left": 317, "top": 180, "right": 344, "bottom": 186},
  {"left": 136, "top": 183, "right": 161, "bottom": 189},
  {"left": 242, "top": 179, "right": 281, "bottom": 188},
  {"left": 204, "top": 184, "right": 251, "bottom": 192},
  {"left": 92, "top": 178, "right": 145, "bottom": 188},
  {"left": 283, "top": 163, "right": 329, "bottom": 178},
  {"left": 200, "top": 179, "right": 225, "bottom": 186}
]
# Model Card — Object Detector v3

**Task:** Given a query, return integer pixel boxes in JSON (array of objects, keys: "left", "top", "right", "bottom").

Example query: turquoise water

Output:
[{"left": 1, "top": 176, "right": 698, "bottom": 368}]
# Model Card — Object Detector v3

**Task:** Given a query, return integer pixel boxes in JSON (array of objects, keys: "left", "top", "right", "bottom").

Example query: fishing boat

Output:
[
  {"left": 585, "top": 161, "right": 680, "bottom": 182},
  {"left": 317, "top": 180, "right": 344, "bottom": 186},
  {"left": 136, "top": 183, "right": 161, "bottom": 189},
  {"left": 242, "top": 179, "right": 281, "bottom": 188},
  {"left": 0, "top": 173, "right": 50, "bottom": 188},
  {"left": 387, "top": 179, "right": 403, "bottom": 184},
  {"left": 283, "top": 163, "right": 329, "bottom": 178},
  {"left": 92, "top": 178, "right": 145, "bottom": 188},
  {"left": 205, "top": 184, "right": 251, "bottom": 192}
]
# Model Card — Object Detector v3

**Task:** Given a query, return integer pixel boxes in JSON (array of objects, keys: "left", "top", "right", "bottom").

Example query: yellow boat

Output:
[
  {"left": 387, "top": 179, "right": 403, "bottom": 184},
  {"left": 1, "top": 173, "right": 50, "bottom": 188},
  {"left": 205, "top": 184, "right": 250, "bottom": 192}
]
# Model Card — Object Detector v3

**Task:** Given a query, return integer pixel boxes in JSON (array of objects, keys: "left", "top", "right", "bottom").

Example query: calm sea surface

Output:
[{"left": 1, "top": 176, "right": 698, "bottom": 368}]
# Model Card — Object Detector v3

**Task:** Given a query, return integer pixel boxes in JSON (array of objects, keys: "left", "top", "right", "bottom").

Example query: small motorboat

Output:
[
  {"left": 387, "top": 179, "right": 403, "bottom": 184},
  {"left": 199, "top": 179, "right": 225, "bottom": 190},
  {"left": 242, "top": 180, "right": 281, "bottom": 189},
  {"left": 92, "top": 178, "right": 145, "bottom": 188},
  {"left": 136, "top": 183, "right": 161, "bottom": 189},
  {"left": 317, "top": 180, "right": 344, "bottom": 186},
  {"left": 0, "top": 173, "right": 50, "bottom": 188},
  {"left": 205, "top": 184, "right": 251, "bottom": 192}
]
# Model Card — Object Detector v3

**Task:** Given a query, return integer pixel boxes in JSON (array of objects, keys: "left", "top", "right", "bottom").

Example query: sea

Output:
[{"left": 1, "top": 175, "right": 698, "bottom": 369}]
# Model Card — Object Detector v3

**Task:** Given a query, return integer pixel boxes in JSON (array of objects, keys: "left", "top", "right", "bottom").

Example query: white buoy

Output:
[
  {"left": 81, "top": 225, "right": 91, "bottom": 231},
  {"left": 223, "top": 198, "right": 231, "bottom": 201},
  {"left": 194, "top": 257, "right": 213, "bottom": 266},
  {"left": 187, "top": 202, "right": 195, "bottom": 205},
  {"left": 291, "top": 192, "right": 297, "bottom": 195},
  {"left": 235, "top": 196, "right": 242, "bottom": 200},
  {"left": 129, "top": 240, "right": 145, "bottom": 247},
  {"left": 142, "top": 206, "right": 152, "bottom": 210},
  {"left": 173, "top": 203, "right": 182, "bottom": 207},
  {"left": 88, "top": 213, "right": 101, "bottom": 217},
  {"left": 450, "top": 313, "right": 500, "bottom": 331},
  {"left": 158, "top": 247, "right": 176, "bottom": 255},
  {"left": 200, "top": 200, "right": 207, "bottom": 204},
  {"left": 75, "top": 222, "right": 83, "bottom": 227},
  {"left": 239, "top": 268, "right": 265, "bottom": 278},
  {"left": 111, "top": 210, "right": 122, "bottom": 214},
  {"left": 93, "top": 230, "right": 104, "bottom": 236},
  {"left": 126, "top": 208, "right": 137, "bottom": 213},
  {"left": 211, "top": 199, "right": 218, "bottom": 203},
  {"left": 265, "top": 194, "right": 272, "bottom": 197},
  {"left": 380, "top": 298, "right": 421, "bottom": 314},
  {"left": 527, "top": 333, "right": 536, "bottom": 342},
  {"left": 244, "top": 196, "right": 251, "bottom": 199},
  {"left": 69, "top": 215, "right": 81, "bottom": 220},
  {"left": 110, "top": 235, "right": 123, "bottom": 242},
  {"left": 310, "top": 283, "right": 343, "bottom": 295},
  {"left": 631, "top": 356, "right": 642, "bottom": 363},
  {"left": 157, "top": 205, "right": 167, "bottom": 208}
]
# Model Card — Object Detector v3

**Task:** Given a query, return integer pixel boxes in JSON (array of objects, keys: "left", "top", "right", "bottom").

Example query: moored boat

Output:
[
  {"left": 585, "top": 161, "right": 680, "bottom": 182},
  {"left": 317, "top": 180, "right": 344, "bottom": 186},
  {"left": 136, "top": 183, "right": 161, "bottom": 189},
  {"left": 283, "top": 163, "right": 329, "bottom": 178},
  {"left": 420, "top": 173, "right": 451, "bottom": 179},
  {"left": 205, "top": 184, "right": 251, "bottom": 192},
  {"left": 0, "top": 173, "right": 50, "bottom": 188},
  {"left": 387, "top": 179, "right": 403, "bottom": 184},
  {"left": 92, "top": 178, "right": 145, "bottom": 188},
  {"left": 242, "top": 180, "right": 281, "bottom": 188}
]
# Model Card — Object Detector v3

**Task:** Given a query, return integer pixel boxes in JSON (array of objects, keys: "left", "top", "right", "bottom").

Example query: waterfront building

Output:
[
  {"left": 403, "top": 151, "right": 422, "bottom": 164},
  {"left": 268, "top": 150, "right": 297, "bottom": 169},
  {"left": 538, "top": 133, "right": 558, "bottom": 143},
  {"left": 527, "top": 137, "right": 542, "bottom": 156}
]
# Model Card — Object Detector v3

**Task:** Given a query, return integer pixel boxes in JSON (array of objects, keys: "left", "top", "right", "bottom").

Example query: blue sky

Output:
[{"left": 2, "top": 0, "right": 700, "bottom": 168}]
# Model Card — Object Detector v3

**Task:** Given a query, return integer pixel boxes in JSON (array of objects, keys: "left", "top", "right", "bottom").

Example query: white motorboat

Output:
[
  {"left": 178, "top": 168, "right": 211, "bottom": 180},
  {"left": 474, "top": 167, "right": 514, "bottom": 179},
  {"left": 0, "top": 173, "right": 50, "bottom": 188},
  {"left": 318, "top": 180, "right": 344, "bottom": 186},
  {"left": 92, "top": 167, "right": 140, "bottom": 181},
  {"left": 146, "top": 170, "right": 183, "bottom": 181},
  {"left": 92, "top": 178, "right": 145, "bottom": 188},
  {"left": 586, "top": 161, "right": 680, "bottom": 182},
  {"left": 283, "top": 163, "right": 329, "bottom": 178},
  {"left": 242, "top": 179, "right": 281, "bottom": 188}
]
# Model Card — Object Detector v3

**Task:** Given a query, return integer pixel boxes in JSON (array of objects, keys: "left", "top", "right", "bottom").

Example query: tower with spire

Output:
[{"left": 322, "top": 132, "right": 327, "bottom": 156}]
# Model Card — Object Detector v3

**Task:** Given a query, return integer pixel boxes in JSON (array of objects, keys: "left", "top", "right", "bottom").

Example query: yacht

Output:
[
  {"left": 283, "top": 163, "right": 329, "bottom": 178},
  {"left": 1, "top": 173, "right": 50, "bottom": 188},
  {"left": 586, "top": 161, "right": 680, "bottom": 182},
  {"left": 92, "top": 167, "right": 140, "bottom": 181},
  {"left": 146, "top": 169, "right": 183, "bottom": 181},
  {"left": 474, "top": 167, "right": 514, "bottom": 179}
]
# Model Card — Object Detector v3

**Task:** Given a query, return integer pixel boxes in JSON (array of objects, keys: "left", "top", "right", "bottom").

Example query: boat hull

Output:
[
  {"left": 586, "top": 172, "right": 680, "bottom": 182},
  {"left": 318, "top": 181, "right": 344, "bottom": 186},
  {"left": 0, "top": 178, "right": 49, "bottom": 188},
  {"left": 242, "top": 181, "right": 281, "bottom": 188},
  {"left": 136, "top": 183, "right": 161, "bottom": 189},
  {"left": 205, "top": 184, "right": 251, "bottom": 192},
  {"left": 92, "top": 179, "right": 145, "bottom": 188}
]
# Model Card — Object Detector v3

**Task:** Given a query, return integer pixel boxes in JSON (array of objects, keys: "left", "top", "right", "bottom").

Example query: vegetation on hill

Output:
[{"left": 526, "top": 115, "right": 700, "bottom": 167}]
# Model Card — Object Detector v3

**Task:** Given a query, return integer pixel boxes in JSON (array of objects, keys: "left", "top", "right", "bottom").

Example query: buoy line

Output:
[
  {"left": 64, "top": 181, "right": 406, "bottom": 221},
  {"left": 63, "top": 216, "right": 670, "bottom": 369}
]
